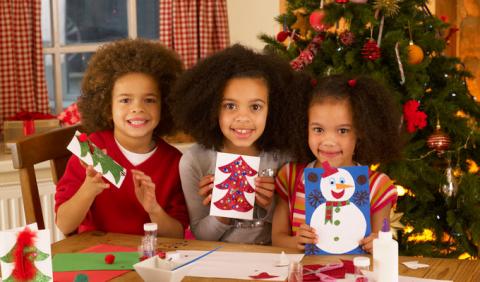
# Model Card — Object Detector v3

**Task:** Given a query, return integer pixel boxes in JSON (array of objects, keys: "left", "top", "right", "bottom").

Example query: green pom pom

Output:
[{"left": 74, "top": 273, "right": 89, "bottom": 282}]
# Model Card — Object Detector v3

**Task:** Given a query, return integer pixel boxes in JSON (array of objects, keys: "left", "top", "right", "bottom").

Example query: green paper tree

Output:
[
  {"left": 261, "top": 0, "right": 480, "bottom": 258},
  {"left": 77, "top": 136, "right": 125, "bottom": 184},
  {"left": 1, "top": 245, "right": 51, "bottom": 282}
]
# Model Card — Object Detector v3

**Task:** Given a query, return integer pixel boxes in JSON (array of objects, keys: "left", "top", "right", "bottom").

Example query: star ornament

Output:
[{"left": 390, "top": 210, "right": 405, "bottom": 240}]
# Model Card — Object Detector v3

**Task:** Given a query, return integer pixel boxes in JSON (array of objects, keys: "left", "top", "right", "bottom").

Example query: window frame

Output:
[{"left": 43, "top": 0, "right": 138, "bottom": 114}]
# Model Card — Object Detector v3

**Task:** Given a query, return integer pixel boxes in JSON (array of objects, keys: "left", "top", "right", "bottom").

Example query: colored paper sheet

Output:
[
  {"left": 53, "top": 252, "right": 138, "bottom": 271},
  {"left": 53, "top": 244, "right": 136, "bottom": 282}
]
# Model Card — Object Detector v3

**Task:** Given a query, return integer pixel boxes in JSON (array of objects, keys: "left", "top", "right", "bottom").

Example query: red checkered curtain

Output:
[
  {"left": 159, "top": 0, "right": 230, "bottom": 69},
  {"left": 0, "top": 0, "right": 49, "bottom": 132}
]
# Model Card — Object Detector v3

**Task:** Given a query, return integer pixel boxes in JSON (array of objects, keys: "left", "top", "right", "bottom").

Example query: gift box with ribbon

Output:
[{"left": 3, "top": 111, "right": 59, "bottom": 153}]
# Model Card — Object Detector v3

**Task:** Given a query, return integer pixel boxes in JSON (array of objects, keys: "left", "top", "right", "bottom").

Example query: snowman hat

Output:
[{"left": 321, "top": 161, "right": 338, "bottom": 178}]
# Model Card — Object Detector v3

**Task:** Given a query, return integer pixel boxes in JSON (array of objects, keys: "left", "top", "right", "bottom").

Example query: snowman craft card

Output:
[
  {"left": 210, "top": 152, "right": 260, "bottom": 220},
  {"left": 304, "top": 161, "right": 371, "bottom": 255},
  {"left": 67, "top": 131, "right": 126, "bottom": 188},
  {"left": 0, "top": 225, "right": 53, "bottom": 282}
]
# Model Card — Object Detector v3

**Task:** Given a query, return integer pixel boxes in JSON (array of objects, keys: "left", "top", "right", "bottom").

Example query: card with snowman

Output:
[{"left": 304, "top": 161, "right": 371, "bottom": 255}]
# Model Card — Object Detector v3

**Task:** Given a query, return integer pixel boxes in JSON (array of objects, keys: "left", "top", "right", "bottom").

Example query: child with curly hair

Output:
[
  {"left": 55, "top": 39, "right": 188, "bottom": 237},
  {"left": 170, "top": 44, "right": 310, "bottom": 244},
  {"left": 273, "top": 74, "right": 402, "bottom": 253}
]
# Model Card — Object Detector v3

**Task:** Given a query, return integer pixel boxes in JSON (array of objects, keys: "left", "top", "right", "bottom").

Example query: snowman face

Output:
[{"left": 320, "top": 168, "right": 355, "bottom": 201}]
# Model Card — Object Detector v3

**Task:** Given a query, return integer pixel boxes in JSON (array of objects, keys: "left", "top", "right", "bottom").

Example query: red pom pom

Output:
[
  {"left": 403, "top": 100, "right": 428, "bottom": 133},
  {"left": 347, "top": 79, "right": 357, "bottom": 88},
  {"left": 157, "top": 251, "right": 166, "bottom": 259},
  {"left": 78, "top": 133, "right": 88, "bottom": 142},
  {"left": 105, "top": 254, "right": 115, "bottom": 264},
  {"left": 276, "top": 31, "right": 290, "bottom": 42}
]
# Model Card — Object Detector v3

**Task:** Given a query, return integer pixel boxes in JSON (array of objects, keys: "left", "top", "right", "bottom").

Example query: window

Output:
[{"left": 41, "top": 0, "right": 159, "bottom": 114}]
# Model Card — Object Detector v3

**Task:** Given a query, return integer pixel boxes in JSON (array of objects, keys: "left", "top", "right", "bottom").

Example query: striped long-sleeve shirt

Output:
[{"left": 275, "top": 161, "right": 397, "bottom": 235}]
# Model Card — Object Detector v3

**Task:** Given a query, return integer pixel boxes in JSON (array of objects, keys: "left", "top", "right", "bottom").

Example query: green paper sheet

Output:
[{"left": 53, "top": 252, "right": 139, "bottom": 272}]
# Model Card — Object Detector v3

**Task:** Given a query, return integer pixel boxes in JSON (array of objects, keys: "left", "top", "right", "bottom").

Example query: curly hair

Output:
[
  {"left": 170, "top": 44, "right": 311, "bottom": 157},
  {"left": 78, "top": 38, "right": 183, "bottom": 138},
  {"left": 306, "top": 74, "right": 403, "bottom": 165}
]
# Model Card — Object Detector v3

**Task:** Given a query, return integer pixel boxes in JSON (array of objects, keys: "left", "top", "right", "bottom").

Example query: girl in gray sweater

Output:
[{"left": 169, "top": 44, "right": 311, "bottom": 244}]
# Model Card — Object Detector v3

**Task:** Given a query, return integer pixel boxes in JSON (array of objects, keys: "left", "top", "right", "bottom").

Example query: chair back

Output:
[{"left": 9, "top": 124, "right": 81, "bottom": 229}]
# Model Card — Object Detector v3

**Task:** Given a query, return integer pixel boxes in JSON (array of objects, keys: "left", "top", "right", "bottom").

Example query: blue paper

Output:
[{"left": 304, "top": 166, "right": 371, "bottom": 255}]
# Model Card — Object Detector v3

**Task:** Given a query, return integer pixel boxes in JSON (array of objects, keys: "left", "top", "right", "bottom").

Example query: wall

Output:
[{"left": 227, "top": 0, "right": 280, "bottom": 50}]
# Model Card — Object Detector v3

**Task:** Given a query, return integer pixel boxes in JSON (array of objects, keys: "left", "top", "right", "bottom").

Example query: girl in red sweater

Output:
[{"left": 55, "top": 39, "right": 188, "bottom": 237}]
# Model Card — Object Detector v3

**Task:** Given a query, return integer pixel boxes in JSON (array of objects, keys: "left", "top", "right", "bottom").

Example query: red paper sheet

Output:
[
  {"left": 303, "top": 259, "right": 354, "bottom": 281},
  {"left": 53, "top": 244, "right": 137, "bottom": 282}
]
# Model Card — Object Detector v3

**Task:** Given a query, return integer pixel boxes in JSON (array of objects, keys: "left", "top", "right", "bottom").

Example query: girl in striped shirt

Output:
[{"left": 272, "top": 75, "right": 403, "bottom": 253}]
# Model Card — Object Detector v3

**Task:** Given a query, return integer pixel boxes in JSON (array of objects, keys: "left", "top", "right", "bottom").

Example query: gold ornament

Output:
[
  {"left": 291, "top": 8, "right": 309, "bottom": 37},
  {"left": 373, "top": 0, "right": 401, "bottom": 17},
  {"left": 390, "top": 210, "right": 405, "bottom": 240},
  {"left": 408, "top": 41, "right": 424, "bottom": 65}
]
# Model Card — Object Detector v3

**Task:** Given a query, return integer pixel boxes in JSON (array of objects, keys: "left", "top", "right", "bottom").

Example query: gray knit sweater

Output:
[{"left": 179, "top": 143, "right": 289, "bottom": 245}]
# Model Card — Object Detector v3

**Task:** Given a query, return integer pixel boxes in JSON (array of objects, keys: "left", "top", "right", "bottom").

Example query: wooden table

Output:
[{"left": 52, "top": 231, "right": 480, "bottom": 281}]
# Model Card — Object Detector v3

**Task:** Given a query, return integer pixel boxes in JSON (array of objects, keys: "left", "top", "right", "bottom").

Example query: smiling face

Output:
[
  {"left": 112, "top": 72, "right": 161, "bottom": 153},
  {"left": 320, "top": 168, "right": 355, "bottom": 201},
  {"left": 309, "top": 98, "right": 357, "bottom": 168},
  {"left": 219, "top": 77, "right": 269, "bottom": 156}
]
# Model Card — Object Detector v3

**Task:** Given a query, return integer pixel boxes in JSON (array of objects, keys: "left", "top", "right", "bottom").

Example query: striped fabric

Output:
[
  {"left": 0, "top": 0, "right": 49, "bottom": 133},
  {"left": 275, "top": 161, "right": 397, "bottom": 235},
  {"left": 159, "top": 0, "right": 230, "bottom": 69}
]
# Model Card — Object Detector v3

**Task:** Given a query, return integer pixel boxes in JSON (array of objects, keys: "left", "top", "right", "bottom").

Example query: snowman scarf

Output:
[{"left": 324, "top": 200, "right": 350, "bottom": 224}]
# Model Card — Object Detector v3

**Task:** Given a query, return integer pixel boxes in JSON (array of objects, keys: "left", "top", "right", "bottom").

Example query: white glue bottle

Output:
[{"left": 373, "top": 218, "right": 398, "bottom": 282}]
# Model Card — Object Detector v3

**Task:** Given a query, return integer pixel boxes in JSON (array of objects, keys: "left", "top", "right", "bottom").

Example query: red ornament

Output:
[
  {"left": 361, "top": 39, "right": 381, "bottom": 61},
  {"left": 335, "top": 0, "right": 350, "bottom": 3},
  {"left": 427, "top": 122, "right": 451, "bottom": 154},
  {"left": 105, "top": 254, "right": 115, "bottom": 264},
  {"left": 339, "top": 31, "right": 355, "bottom": 46},
  {"left": 276, "top": 30, "right": 290, "bottom": 42},
  {"left": 309, "top": 10, "right": 330, "bottom": 32}
]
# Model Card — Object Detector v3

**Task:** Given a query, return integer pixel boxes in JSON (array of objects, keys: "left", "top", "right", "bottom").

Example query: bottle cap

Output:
[
  {"left": 381, "top": 218, "right": 389, "bottom": 232},
  {"left": 144, "top": 223, "right": 158, "bottom": 231},
  {"left": 353, "top": 256, "right": 370, "bottom": 267}
]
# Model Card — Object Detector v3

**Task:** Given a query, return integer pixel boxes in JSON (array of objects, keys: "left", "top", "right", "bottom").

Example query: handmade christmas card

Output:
[
  {"left": 209, "top": 152, "right": 260, "bottom": 220},
  {"left": 67, "top": 131, "right": 126, "bottom": 188},
  {"left": 304, "top": 162, "right": 371, "bottom": 255},
  {"left": 0, "top": 226, "right": 53, "bottom": 282}
]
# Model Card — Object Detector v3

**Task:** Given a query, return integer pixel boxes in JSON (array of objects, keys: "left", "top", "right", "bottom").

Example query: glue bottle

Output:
[
  {"left": 373, "top": 218, "right": 398, "bottom": 282},
  {"left": 142, "top": 223, "right": 158, "bottom": 258}
]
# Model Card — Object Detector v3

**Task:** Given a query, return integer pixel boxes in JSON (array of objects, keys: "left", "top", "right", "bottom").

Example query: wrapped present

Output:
[
  {"left": 58, "top": 102, "right": 81, "bottom": 126},
  {"left": 3, "top": 111, "right": 59, "bottom": 153}
]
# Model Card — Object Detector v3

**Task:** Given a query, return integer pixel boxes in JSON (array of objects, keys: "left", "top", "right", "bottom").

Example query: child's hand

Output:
[
  {"left": 359, "top": 232, "right": 378, "bottom": 253},
  {"left": 132, "top": 169, "right": 161, "bottom": 214},
  {"left": 198, "top": 174, "right": 214, "bottom": 206},
  {"left": 295, "top": 223, "right": 318, "bottom": 250},
  {"left": 254, "top": 176, "right": 275, "bottom": 209},
  {"left": 80, "top": 165, "right": 109, "bottom": 197}
]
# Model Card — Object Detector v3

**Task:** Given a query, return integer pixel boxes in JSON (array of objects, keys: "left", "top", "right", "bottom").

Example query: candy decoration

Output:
[
  {"left": 361, "top": 39, "right": 381, "bottom": 61},
  {"left": 395, "top": 42, "right": 406, "bottom": 84},
  {"left": 290, "top": 34, "right": 325, "bottom": 71},
  {"left": 408, "top": 41, "right": 424, "bottom": 65},
  {"left": 105, "top": 254, "right": 115, "bottom": 264}
]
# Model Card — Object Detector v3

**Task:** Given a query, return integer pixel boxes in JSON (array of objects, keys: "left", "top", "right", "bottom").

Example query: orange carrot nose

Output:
[{"left": 336, "top": 183, "right": 353, "bottom": 189}]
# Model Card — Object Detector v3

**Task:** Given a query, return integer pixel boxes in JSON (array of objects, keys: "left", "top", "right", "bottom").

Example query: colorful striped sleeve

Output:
[
  {"left": 369, "top": 171, "right": 397, "bottom": 214},
  {"left": 275, "top": 163, "right": 291, "bottom": 202}
]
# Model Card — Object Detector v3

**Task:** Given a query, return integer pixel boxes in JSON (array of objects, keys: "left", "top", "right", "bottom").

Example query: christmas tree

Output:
[
  {"left": 214, "top": 156, "right": 257, "bottom": 212},
  {"left": 261, "top": 0, "right": 480, "bottom": 258}
]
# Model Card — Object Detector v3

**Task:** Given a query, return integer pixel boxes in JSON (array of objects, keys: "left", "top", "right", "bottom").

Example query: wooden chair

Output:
[{"left": 9, "top": 124, "right": 81, "bottom": 229}]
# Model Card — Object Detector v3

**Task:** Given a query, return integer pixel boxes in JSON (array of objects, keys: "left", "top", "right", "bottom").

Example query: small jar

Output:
[
  {"left": 142, "top": 223, "right": 158, "bottom": 258},
  {"left": 353, "top": 256, "right": 370, "bottom": 275},
  {"left": 288, "top": 261, "right": 303, "bottom": 282}
]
